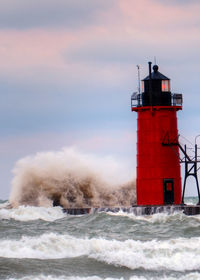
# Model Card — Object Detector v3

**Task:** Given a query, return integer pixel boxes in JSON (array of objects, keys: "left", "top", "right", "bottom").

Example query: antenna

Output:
[
  {"left": 154, "top": 56, "right": 157, "bottom": 65},
  {"left": 136, "top": 65, "right": 140, "bottom": 94},
  {"left": 148, "top": 61, "right": 152, "bottom": 106}
]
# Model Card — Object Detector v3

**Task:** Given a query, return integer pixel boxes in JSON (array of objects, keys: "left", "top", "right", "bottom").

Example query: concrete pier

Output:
[{"left": 63, "top": 205, "right": 200, "bottom": 216}]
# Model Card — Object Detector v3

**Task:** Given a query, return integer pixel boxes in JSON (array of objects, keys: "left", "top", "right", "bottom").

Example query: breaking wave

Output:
[
  {"left": 1, "top": 204, "right": 200, "bottom": 223},
  {"left": 0, "top": 205, "right": 66, "bottom": 222},
  {"left": 2, "top": 233, "right": 200, "bottom": 271},
  {"left": 107, "top": 211, "right": 189, "bottom": 223},
  {"left": 6, "top": 274, "right": 200, "bottom": 280},
  {"left": 9, "top": 147, "right": 136, "bottom": 208}
]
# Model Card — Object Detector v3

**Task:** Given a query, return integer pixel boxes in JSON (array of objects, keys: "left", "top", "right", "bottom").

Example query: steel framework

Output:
[{"left": 162, "top": 132, "right": 200, "bottom": 204}]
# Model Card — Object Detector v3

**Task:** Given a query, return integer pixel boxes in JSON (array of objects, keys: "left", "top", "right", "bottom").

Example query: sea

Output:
[{"left": 1, "top": 197, "right": 200, "bottom": 280}]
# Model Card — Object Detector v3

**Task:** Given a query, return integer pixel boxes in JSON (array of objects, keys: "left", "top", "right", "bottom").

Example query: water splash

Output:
[{"left": 9, "top": 147, "right": 136, "bottom": 208}]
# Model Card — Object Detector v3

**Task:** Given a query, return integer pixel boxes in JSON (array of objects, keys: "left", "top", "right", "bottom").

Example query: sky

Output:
[{"left": 1, "top": 0, "right": 200, "bottom": 199}]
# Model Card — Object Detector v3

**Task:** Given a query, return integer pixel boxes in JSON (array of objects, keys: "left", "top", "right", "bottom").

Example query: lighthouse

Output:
[
  {"left": 132, "top": 62, "right": 183, "bottom": 206},
  {"left": 64, "top": 62, "right": 200, "bottom": 215}
]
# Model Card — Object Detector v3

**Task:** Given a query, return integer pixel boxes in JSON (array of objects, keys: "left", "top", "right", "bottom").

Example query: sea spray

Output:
[{"left": 9, "top": 147, "right": 136, "bottom": 208}]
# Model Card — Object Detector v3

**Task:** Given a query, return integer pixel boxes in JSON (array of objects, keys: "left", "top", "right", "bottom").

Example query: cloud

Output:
[
  {"left": 0, "top": 0, "right": 115, "bottom": 29},
  {"left": 154, "top": 0, "right": 200, "bottom": 6},
  {"left": 0, "top": 0, "right": 199, "bottom": 31},
  {"left": 64, "top": 31, "right": 199, "bottom": 69},
  {"left": 61, "top": 0, "right": 200, "bottom": 66},
  {"left": 0, "top": 0, "right": 199, "bottom": 71},
  {"left": 64, "top": 37, "right": 143, "bottom": 64}
]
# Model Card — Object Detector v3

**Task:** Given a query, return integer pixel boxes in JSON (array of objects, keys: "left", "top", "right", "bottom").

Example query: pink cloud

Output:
[
  {"left": 0, "top": 29, "right": 76, "bottom": 68},
  {"left": 0, "top": 0, "right": 199, "bottom": 68},
  {"left": 0, "top": 0, "right": 199, "bottom": 86}
]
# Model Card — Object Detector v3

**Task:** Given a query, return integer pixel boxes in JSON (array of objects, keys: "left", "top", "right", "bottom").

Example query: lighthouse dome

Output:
[{"left": 143, "top": 65, "right": 170, "bottom": 81}]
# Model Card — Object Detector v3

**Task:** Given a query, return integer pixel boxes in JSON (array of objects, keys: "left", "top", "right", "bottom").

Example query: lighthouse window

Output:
[
  {"left": 142, "top": 81, "right": 144, "bottom": 92},
  {"left": 161, "top": 80, "right": 170, "bottom": 92}
]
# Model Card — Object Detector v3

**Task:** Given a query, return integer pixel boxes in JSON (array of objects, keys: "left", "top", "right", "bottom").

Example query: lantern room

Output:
[
  {"left": 142, "top": 65, "right": 171, "bottom": 93},
  {"left": 132, "top": 63, "right": 182, "bottom": 109},
  {"left": 141, "top": 64, "right": 172, "bottom": 106}
]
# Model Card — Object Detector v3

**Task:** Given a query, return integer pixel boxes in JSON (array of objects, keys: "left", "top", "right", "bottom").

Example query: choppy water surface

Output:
[{"left": 1, "top": 198, "right": 200, "bottom": 280}]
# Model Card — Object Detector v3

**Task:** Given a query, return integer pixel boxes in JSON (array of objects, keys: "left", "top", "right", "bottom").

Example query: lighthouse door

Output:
[{"left": 163, "top": 179, "right": 174, "bottom": 204}]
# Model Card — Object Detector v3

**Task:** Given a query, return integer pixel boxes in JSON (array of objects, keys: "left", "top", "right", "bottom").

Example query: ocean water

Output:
[{"left": 1, "top": 198, "right": 200, "bottom": 280}]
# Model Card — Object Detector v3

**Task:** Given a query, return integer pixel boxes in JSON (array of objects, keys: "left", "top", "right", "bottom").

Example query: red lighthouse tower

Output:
[{"left": 132, "top": 63, "right": 183, "bottom": 206}]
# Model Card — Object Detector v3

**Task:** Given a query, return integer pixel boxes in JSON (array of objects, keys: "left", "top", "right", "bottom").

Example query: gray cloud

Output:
[
  {"left": 0, "top": 0, "right": 115, "bottom": 29},
  {"left": 64, "top": 39, "right": 145, "bottom": 65},
  {"left": 64, "top": 36, "right": 199, "bottom": 66},
  {"left": 154, "top": 0, "right": 200, "bottom": 5},
  {"left": 0, "top": 64, "right": 132, "bottom": 138}
]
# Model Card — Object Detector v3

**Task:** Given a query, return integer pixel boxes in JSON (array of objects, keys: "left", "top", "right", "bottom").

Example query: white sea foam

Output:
[
  {"left": 1, "top": 233, "right": 200, "bottom": 271},
  {"left": 6, "top": 273, "right": 200, "bottom": 280},
  {"left": 5, "top": 277, "right": 132, "bottom": 280},
  {"left": 0, "top": 201, "right": 10, "bottom": 209},
  {"left": 107, "top": 210, "right": 200, "bottom": 225},
  {"left": 0, "top": 205, "right": 66, "bottom": 221},
  {"left": 107, "top": 211, "right": 188, "bottom": 223}
]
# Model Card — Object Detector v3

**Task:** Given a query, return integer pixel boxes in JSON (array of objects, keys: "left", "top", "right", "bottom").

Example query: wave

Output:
[
  {"left": 0, "top": 205, "right": 66, "bottom": 222},
  {"left": 9, "top": 147, "right": 136, "bottom": 208},
  {"left": 0, "top": 201, "right": 10, "bottom": 209},
  {"left": 107, "top": 210, "right": 200, "bottom": 225},
  {"left": 1, "top": 233, "right": 200, "bottom": 271},
  {"left": 106, "top": 211, "right": 189, "bottom": 223},
  {"left": 6, "top": 273, "right": 200, "bottom": 280},
  {"left": 2, "top": 204, "right": 200, "bottom": 223}
]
